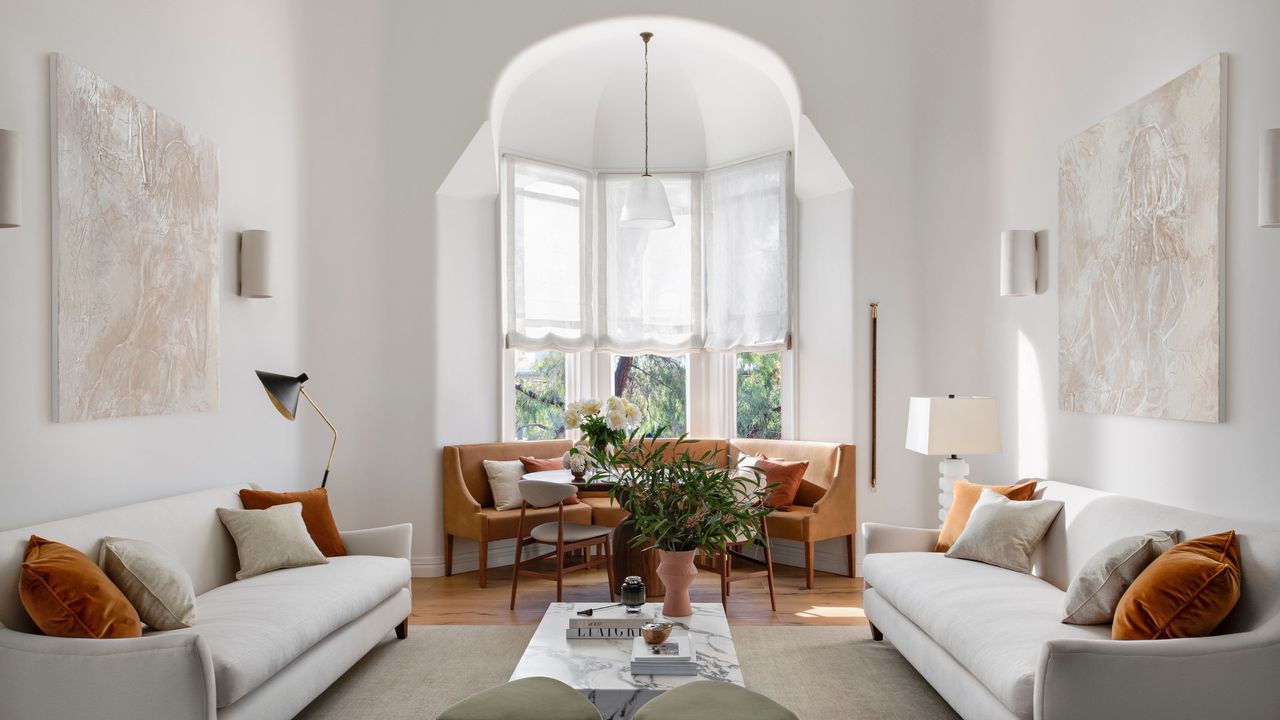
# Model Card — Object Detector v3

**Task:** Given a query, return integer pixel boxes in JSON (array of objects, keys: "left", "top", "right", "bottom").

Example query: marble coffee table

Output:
[{"left": 510, "top": 602, "right": 744, "bottom": 720}]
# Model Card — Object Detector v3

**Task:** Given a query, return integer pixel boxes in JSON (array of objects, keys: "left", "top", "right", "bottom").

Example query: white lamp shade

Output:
[
  {"left": 905, "top": 396, "right": 1002, "bottom": 456},
  {"left": 0, "top": 129, "right": 19, "bottom": 229},
  {"left": 239, "top": 229, "right": 273, "bottom": 298},
  {"left": 620, "top": 175, "right": 674, "bottom": 230},
  {"left": 1261, "top": 129, "right": 1280, "bottom": 229},
  {"left": 1000, "top": 230, "right": 1037, "bottom": 296}
]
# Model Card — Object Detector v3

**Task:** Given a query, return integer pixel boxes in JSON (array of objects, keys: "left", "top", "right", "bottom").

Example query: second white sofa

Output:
[
  {"left": 0, "top": 484, "right": 412, "bottom": 720},
  {"left": 862, "top": 480, "right": 1280, "bottom": 720}
]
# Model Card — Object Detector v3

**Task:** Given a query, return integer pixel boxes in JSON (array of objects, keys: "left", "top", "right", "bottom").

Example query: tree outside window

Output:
[
  {"left": 736, "top": 352, "right": 781, "bottom": 439},
  {"left": 514, "top": 350, "right": 566, "bottom": 440},
  {"left": 613, "top": 354, "right": 687, "bottom": 436}
]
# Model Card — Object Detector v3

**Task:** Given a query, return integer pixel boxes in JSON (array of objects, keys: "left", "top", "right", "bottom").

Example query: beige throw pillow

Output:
[
  {"left": 99, "top": 537, "right": 197, "bottom": 630},
  {"left": 945, "top": 489, "right": 1064, "bottom": 573},
  {"left": 216, "top": 503, "right": 327, "bottom": 580},
  {"left": 483, "top": 459, "right": 526, "bottom": 511},
  {"left": 1061, "top": 530, "right": 1180, "bottom": 625}
]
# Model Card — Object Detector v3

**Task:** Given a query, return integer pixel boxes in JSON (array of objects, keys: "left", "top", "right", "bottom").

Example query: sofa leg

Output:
[
  {"left": 478, "top": 539, "right": 488, "bottom": 589},
  {"left": 396, "top": 618, "right": 409, "bottom": 640},
  {"left": 445, "top": 534, "right": 454, "bottom": 577},
  {"left": 846, "top": 534, "right": 856, "bottom": 578},
  {"left": 870, "top": 622, "right": 883, "bottom": 642},
  {"left": 804, "top": 541, "right": 815, "bottom": 589}
]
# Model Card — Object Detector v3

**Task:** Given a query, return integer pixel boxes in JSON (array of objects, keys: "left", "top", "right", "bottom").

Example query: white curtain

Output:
[
  {"left": 504, "top": 157, "right": 594, "bottom": 351},
  {"left": 598, "top": 174, "right": 702, "bottom": 354},
  {"left": 703, "top": 153, "right": 791, "bottom": 352}
]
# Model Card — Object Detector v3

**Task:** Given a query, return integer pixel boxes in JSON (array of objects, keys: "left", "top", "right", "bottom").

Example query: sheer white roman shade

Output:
[
  {"left": 703, "top": 153, "right": 792, "bottom": 352},
  {"left": 599, "top": 174, "right": 702, "bottom": 353},
  {"left": 503, "top": 157, "right": 594, "bottom": 351}
]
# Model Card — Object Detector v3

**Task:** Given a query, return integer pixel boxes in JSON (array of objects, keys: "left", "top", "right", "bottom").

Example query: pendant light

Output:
[{"left": 620, "top": 31, "right": 675, "bottom": 230}]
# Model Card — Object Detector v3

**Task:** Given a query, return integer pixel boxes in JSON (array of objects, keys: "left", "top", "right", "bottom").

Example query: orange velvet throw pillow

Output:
[
  {"left": 755, "top": 457, "right": 808, "bottom": 510},
  {"left": 19, "top": 536, "right": 142, "bottom": 638},
  {"left": 239, "top": 488, "right": 348, "bottom": 557},
  {"left": 935, "top": 479, "right": 1038, "bottom": 552},
  {"left": 1112, "top": 530, "right": 1241, "bottom": 640},
  {"left": 518, "top": 456, "right": 580, "bottom": 504}
]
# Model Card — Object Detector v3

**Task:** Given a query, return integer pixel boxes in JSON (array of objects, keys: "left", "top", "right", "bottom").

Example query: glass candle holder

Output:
[{"left": 620, "top": 575, "right": 646, "bottom": 613}]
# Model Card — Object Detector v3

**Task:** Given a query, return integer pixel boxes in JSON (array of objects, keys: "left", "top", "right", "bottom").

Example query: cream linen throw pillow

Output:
[
  {"left": 945, "top": 489, "right": 1064, "bottom": 573},
  {"left": 483, "top": 459, "right": 527, "bottom": 511},
  {"left": 1061, "top": 530, "right": 1181, "bottom": 625},
  {"left": 100, "top": 537, "right": 197, "bottom": 630},
  {"left": 217, "top": 502, "right": 328, "bottom": 580}
]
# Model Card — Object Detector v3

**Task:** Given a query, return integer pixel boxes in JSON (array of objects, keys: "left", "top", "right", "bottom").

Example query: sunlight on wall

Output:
[{"left": 1017, "top": 328, "right": 1048, "bottom": 478}]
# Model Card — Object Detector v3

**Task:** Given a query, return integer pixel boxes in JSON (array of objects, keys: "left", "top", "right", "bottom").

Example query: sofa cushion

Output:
[
  {"left": 864, "top": 552, "right": 1109, "bottom": 718},
  {"left": 169, "top": 555, "right": 409, "bottom": 707},
  {"left": 580, "top": 496, "right": 629, "bottom": 527},
  {"left": 480, "top": 504, "right": 593, "bottom": 539}
]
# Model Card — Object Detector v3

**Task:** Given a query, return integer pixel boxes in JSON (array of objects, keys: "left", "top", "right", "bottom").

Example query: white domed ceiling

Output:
[{"left": 496, "top": 18, "right": 796, "bottom": 170}]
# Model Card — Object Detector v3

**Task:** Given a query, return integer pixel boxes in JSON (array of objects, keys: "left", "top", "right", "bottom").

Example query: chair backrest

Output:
[
  {"left": 1035, "top": 481, "right": 1280, "bottom": 635},
  {"left": 730, "top": 439, "right": 850, "bottom": 507},
  {"left": 444, "top": 440, "right": 572, "bottom": 509},
  {"left": 0, "top": 485, "right": 247, "bottom": 633},
  {"left": 518, "top": 479, "right": 579, "bottom": 508}
]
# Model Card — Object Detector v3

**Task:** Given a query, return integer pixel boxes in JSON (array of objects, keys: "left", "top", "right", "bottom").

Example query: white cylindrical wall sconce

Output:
[
  {"left": 239, "top": 229, "right": 273, "bottom": 298},
  {"left": 1000, "top": 229, "right": 1037, "bottom": 296},
  {"left": 0, "top": 129, "right": 20, "bottom": 229},
  {"left": 1262, "top": 129, "right": 1280, "bottom": 229}
]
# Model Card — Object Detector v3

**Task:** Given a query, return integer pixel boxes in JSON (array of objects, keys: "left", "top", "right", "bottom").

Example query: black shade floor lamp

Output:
[{"left": 256, "top": 371, "right": 338, "bottom": 488}]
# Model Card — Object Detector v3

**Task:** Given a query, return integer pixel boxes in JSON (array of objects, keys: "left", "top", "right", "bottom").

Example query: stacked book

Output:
[
  {"left": 630, "top": 637, "right": 697, "bottom": 676},
  {"left": 566, "top": 608, "right": 652, "bottom": 639}
]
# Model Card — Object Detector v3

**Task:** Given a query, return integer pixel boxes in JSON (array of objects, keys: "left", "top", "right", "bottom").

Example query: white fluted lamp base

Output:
[{"left": 937, "top": 457, "right": 970, "bottom": 522}]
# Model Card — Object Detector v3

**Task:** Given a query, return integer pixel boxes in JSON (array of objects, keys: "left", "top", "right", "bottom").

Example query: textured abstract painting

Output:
[
  {"left": 1059, "top": 54, "right": 1224, "bottom": 423},
  {"left": 52, "top": 55, "right": 219, "bottom": 422}
]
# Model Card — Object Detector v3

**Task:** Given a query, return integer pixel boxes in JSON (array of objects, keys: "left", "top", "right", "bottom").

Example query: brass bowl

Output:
[{"left": 641, "top": 621, "right": 673, "bottom": 645}]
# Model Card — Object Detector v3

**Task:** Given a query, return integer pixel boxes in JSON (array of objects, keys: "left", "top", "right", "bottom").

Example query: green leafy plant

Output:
[{"left": 590, "top": 430, "right": 775, "bottom": 554}]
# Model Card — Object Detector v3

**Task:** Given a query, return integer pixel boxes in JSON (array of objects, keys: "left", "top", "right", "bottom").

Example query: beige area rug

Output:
[{"left": 295, "top": 625, "right": 959, "bottom": 720}]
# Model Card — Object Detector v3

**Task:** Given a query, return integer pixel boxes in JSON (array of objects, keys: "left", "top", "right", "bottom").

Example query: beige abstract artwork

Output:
[
  {"left": 1058, "top": 54, "right": 1224, "bottom": 423},
  {"left": 52, "top": 55, "right": 219, "bottom": 422}
]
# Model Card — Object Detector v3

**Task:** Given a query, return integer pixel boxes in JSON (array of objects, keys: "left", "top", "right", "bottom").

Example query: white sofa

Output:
[
  {"left": 862, "top": 480, "right": 1280, "bottom": 720},
  {"left": 0, "top": 484, "right": 413, "bottom": 720}
]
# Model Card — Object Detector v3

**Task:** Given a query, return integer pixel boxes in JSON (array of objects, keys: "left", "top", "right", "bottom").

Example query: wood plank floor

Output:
[{"left": 410, "top": 564, "right": 866, "bottom": 626}]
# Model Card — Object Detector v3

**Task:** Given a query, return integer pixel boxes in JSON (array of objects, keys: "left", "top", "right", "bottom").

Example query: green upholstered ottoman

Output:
[
  {"left": 438, "top": 677, "right": 602, "bottom": 720},
  {"left": 633, "top": 681, "right": 797, "bottom": 720}
]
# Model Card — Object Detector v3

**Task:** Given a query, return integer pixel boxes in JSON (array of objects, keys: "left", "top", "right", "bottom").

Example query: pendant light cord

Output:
[{"left": 641, "top": 31, "right": 653, "bottom": 177}]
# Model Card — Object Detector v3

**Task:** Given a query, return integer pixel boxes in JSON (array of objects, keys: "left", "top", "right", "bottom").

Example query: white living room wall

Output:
[
  {"left": 0, "top": 0, "right": 310, "bottom": 529},
  {"left": 924, "top": 0, "right": 1280, "bottom": 522},
  {"left": 302, "top": 1, "right": 940, "bottom": 576}
]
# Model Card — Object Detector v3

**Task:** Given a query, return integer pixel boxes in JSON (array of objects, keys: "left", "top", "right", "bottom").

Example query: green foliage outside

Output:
[
  {"left": 736, "top": 352, "right": 782, "bottom": 439},
  {"left": 513, "top": 350, "right": 566, "bottom": 440},
  {"left": 613, "top": 355, "right": 687, "bottom": 435}
]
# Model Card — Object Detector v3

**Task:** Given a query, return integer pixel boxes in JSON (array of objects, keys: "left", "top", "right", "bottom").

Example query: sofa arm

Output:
[
  {"left": 1035, "top": 630, "right": 1280, "bottom": 720},
  {"left": 341, "top": 523, "right": 413, "bottom": 561},
  {"left": 861, "top": 522, "right": 940, "bottom": 554},
  {"left": 0, "top": 623, "right": 215, "bottom": 720}
]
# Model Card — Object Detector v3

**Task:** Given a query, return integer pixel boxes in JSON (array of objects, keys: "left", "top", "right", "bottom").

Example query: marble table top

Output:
[{"left": 510, "top": 602, "right": 744, "bottom": 720}]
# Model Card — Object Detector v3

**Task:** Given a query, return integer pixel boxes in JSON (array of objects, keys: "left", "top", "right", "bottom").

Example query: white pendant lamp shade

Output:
[
  {"left": 1261, "top": 129, "right": 1280, "bottom": 229},
  {"left": 239, "top": 229, "right": 273, "bottom": 298},
  {"left": 619, "top": 31, "right": 674, "bottom": 231},
  {"left": 1000, "top": 229, "right": 1037, "bottom": 296},
  {"left": 620, "top": 175, "right": 674, "bottom": 230},
  {"left": 0, "top": 129, "right": 20, "bottom": 229}
]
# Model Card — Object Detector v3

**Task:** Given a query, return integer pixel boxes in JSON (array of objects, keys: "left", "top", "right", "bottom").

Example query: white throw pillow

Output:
[
  {"left": 99, "top": 536, "right": 197, "bottom": 630},
  {"left": 1061, "top": 530, "right": 1180, "bottom": 625},
  {"left": 483, "top": 459, "right": 526, "bottom": 511},
  {"left": 944, "top": 488, "right": 1064, "bottom": 573},
  {"left": 216, "top": 503, "right": 328, "bottom": 580}
]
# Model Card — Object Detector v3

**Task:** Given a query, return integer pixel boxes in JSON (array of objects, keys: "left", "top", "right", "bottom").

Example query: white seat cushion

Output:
[
  {"left": 863, "top": 552, "right": 1109, "bottom": 719},
  {"left": 530, "top": 522, "right": 610, "bottom": 543},
  {"left": 164, "top": 555, "right": 409, "bottom": 707}
]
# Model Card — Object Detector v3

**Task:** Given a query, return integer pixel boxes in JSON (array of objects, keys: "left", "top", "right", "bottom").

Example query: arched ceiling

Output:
[{"left": 494, "top": 16, "right": 798, "bottom": 170}]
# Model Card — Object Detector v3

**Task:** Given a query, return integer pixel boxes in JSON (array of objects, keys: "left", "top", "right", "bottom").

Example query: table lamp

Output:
[
  {"left": 256, "top": 371, "right": 339, "bottom": 488},
  {"left": 905, "top": 395, "right": 1001, "bottom": 522}
]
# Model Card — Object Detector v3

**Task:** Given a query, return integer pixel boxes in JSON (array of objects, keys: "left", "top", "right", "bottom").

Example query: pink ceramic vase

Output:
[{"left": 657, "top": 549, "right": 697, "bottom": 617}]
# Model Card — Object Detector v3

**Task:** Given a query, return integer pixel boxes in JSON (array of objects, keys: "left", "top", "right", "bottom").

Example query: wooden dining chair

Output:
[
  {"left": 712, "top": 516, "right": 777, "bottom": 611},
  {"left": 510, "top": 479, "right": 616, "bottom": 608}
]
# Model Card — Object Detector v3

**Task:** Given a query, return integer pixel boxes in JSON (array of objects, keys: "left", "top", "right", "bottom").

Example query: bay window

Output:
[{"left": 502, "top": 152, "right": 793, "bottom": 440}]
